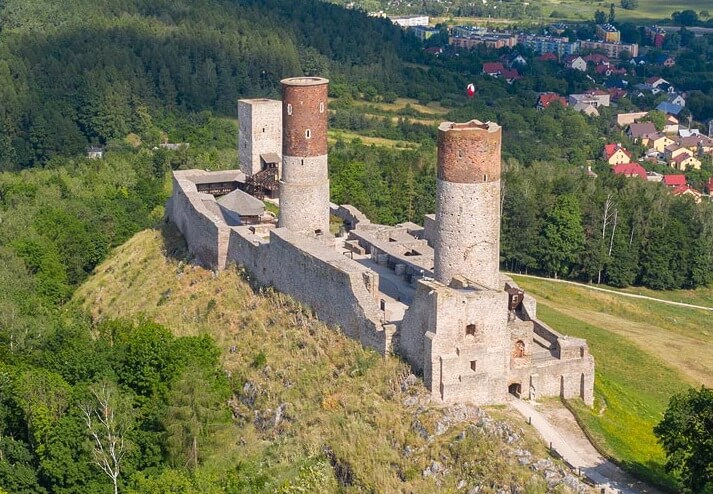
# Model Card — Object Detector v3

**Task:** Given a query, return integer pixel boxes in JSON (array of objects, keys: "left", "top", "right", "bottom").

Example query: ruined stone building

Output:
[{"left": 167, "top": 76, "right": 594, "bottom": 406}]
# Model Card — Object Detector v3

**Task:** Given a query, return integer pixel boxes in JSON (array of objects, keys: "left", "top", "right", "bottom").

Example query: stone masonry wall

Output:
[
  {"left": 225, "top": 226, "right": 394, "bottom": 353},
  {"left": 238, "top": 99, "right": 282, "bottom": 176},
  {"left": 168, "top": 175, "right": 230, "bottom": 269}
]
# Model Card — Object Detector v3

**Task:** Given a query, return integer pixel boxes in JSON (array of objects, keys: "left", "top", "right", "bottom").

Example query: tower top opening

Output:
[
  {"left": 438, "top": 120, "right": 500, "bottom": 133},
  {"left": 281, "top": 77, "right": 329, "bottom": 87}
]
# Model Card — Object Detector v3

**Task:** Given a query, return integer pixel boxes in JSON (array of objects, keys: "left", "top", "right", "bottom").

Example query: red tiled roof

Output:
[
  {"left": 612, "top": 163, "right": 646, "bottom": 179},
  {"left": 584, "top": 54, "right": 609, "bottom": 64},
  {"left": 646, "top": 76, "right": 663, "bottom": 85},
  {"left": 604, "top": 143, "right": 632, "bottom": 160},
  {"left": 501, "top": 68, "right": 521, "bottom": 80},
  {"left": 538, "top": 52, "right": 558, "bottom": 61},
  {"left": 538, "top": 93, "right": 567, "bottom": 108},
  {"left": 672, "top": 184, "right": 700, "bottom": 197},
  {"left": 663, "top": 174, "right": 686, "bottom": 186},
  {"left": 483, "top": 62, "right": 505, "bottom": 74}
]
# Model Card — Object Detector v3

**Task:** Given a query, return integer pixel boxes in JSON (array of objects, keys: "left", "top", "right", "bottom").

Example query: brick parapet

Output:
[{"left": 281, "top": 77, "right": 329, "bottom": 158}]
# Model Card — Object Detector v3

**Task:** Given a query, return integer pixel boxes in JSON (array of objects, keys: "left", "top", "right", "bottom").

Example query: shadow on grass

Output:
[{"left": 158, "top": 220, "right": 191, "bottom": 263}]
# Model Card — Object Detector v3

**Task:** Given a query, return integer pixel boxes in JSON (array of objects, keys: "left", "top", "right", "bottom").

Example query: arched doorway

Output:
[{"left": 508, "top": 383, "right": 522, "bottom": 398}]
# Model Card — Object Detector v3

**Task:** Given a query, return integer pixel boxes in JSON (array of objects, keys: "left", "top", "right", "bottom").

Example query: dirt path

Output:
[
  {"left": 510, "top": 399, "right": 664, "bottom": 494},
  {"left": 511, "top": 273, "right": 713, "bottom": 312}
]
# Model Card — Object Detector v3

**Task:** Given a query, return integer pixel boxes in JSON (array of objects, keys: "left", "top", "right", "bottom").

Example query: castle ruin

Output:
[{"left": 167, "top": 77, "right": 595, "bottom": 406}]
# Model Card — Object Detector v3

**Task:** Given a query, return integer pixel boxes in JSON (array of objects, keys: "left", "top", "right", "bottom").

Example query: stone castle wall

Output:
[
  {"left": 168, "top": 175, "right": 230, "bottom": 269},
  {"left": 167, "top": 170, "right": 393, "bottom": 354},
  {"left": 226, "top": 226, "right": 394, "bottom": 352}
]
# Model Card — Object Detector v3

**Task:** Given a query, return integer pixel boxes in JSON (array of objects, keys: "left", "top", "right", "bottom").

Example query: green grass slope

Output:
[{"left": 72, "top": 224, "right": 570, "bottom": 493}]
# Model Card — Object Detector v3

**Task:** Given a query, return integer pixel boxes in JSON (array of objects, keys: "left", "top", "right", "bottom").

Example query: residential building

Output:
[
  {"left": 87, "top": 146, "right": 104, "bottom": 159},
  {"left": 450, "top": 33, "right": 518, "bottom": 50},
  {"left": 671, "top": 153, "right": 701, "bottom": 171},
  {"left": 612, "top": 163, "right": 646, "bottom": 179},
  {"left": 389, "top": 15, "right": 429, "bottom": 27},
  {"left": 519, "top": 35, "right": 579, "bottom": 56},
  {"left": 603, "top": 143, "right": 632, "bottom": 165},
  {"left": 536, "top": 92, "right": 568, "bottom": 110},
  {"left": 573, "top": 103, "right": 599, "bottom": 117},
  {"left": 596, "top": 24, "right": 621, "bottom": 43},
  {"left": 648, "top": 133, "right": 675, "bottom": 153},
  {"left": 627, "top": 122, "right": 657, "bottom": 142},
  {"left": 579, "top": 40, "right": 639, "bottom": 58},
  {"left": 569, "top": 91, "right": 609, "bottom": 108},
  {"left": 483, "top": 62, "right": 506, "bottom": 76},
  {"left": 672, "top": 185, "right": 703, "bottom": 203},
  {"left": 667, "top": 93, "right": 685, "bottom": 107},
  {"left": 564, "top": 55, "right": 587, "bottom": 71},
  {"left": 645, "top": 26, "right": 667, "bottom": 48},
  {"left": 537, "top": 52, "right": 558, "bottom": 62},
  {"left": 616, "top": 111, "right": 647, "bottom": 127},
  {"left": 410, "top": 26, "right": 439, "bottom": 41},
  {"left": 663, "top": 115, "right": 679, "bottom": 134},
  {"left": 662, "top": 174, "right": 686, "bottom": 187},
  {"left": 654, "top": 54, "right": 676, "bottom": 67},
  {"left": 664, "top": 143, "right": 691, "bottom": 162},
  {"left": 656, "top": 102, "right": 683, "bottom": 116}
]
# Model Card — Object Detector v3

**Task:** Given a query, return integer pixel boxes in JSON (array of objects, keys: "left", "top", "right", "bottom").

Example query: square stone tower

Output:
[{"left": 238, "top": 99, "right": 282, "bottom": 177}]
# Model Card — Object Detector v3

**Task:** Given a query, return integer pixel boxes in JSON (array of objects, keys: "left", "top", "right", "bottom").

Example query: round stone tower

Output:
[
  {"left": 278, "top": 77, "right": 330, "bottom": 236},
  {"left": 433, "top": 120, "right": 502, "bottom": 289}
]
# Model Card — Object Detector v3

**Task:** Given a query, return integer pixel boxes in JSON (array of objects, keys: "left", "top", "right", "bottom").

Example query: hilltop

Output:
[{"left": 72, "top": 223, "right": 590, "bottom": 493}]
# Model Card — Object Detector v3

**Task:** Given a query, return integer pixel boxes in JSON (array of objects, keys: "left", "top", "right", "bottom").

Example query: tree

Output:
[
  {"left": 594, "top": 10, "right": 606, "bottom": 24},
  {"left": 620, "top": 0, "right": 638, "bottom": 10},
  {"left": 608, "top": 3, "right": 616, "bottom": 23},
  {"left": 654, "top": 387, "right": 713, "bottom": 493},
  {"left": 539, "top": 194, "right": 585, "bottom": 279},
  {"left": 80, "top": 381, "right": 133, "bottom": 494},
  {"left": 163, "top": 370, "right": 230, "bottom": 470},
  {"left": 672, "top": 10, "right": 699, "bottom": 26}
]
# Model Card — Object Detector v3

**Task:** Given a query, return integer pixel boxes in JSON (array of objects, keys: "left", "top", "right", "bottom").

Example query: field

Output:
[
  {"left": 328, "top": 129, "right": 421, "bottom": 149},
  {"left": 434, "top": 0, "right": 711, "bottom": 24},
  {"left": 512, "top": 274, "right": 713, "bottom": 488}
]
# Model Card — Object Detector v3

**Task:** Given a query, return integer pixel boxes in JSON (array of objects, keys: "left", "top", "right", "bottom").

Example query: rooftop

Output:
[{"left": 281, "top": 77, "right": 329, "bottom": 86}]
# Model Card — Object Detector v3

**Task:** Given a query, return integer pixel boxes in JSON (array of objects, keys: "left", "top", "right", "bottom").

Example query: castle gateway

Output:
[{"left": 167, "top": 77, "right": 594, "bottom": 406}]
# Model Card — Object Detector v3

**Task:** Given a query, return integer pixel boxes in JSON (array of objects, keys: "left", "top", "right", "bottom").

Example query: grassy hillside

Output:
[
  {"left": 512, "top": 274, "right": 712, "bottom": 489},
  {"left": 72, "top": 224, "right": 578, "bottom": 493}
]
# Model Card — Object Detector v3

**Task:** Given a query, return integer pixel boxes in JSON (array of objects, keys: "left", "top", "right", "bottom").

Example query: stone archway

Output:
[{"left": 508, "top": 382, "right": 522, "bottom": 398}]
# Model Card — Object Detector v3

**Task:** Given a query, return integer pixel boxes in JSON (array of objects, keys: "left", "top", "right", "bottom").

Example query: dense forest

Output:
[{"left": 1, "top": 0, "right": 713, "bottom": 491}]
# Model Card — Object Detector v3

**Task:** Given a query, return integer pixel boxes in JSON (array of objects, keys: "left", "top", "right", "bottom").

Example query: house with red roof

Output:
[
  {"left": 537, "top": 52, "right": 558, "bottom": 62},
  {"left": 500, "top": 68, "right": 521, "bottom": 84},
  {"left": 662, "top": 174, "right": 686, "bottom": 187},
  {"left": 672, "top": 184, "right": 702, "bottom": 203},
  {"left": 612, "top": 163, "right": 646, "bottom": 179},
  {"left": 706, "top": 177, "right": 713, "bottom": 195},
  {"left": 482, "top": 62, "right": 505, "bottom": 76},
  {"left": 584, "top": 53, "right": 610, "bottom": 65},
  {"left": 536, "top": 92, "right": 568, "bottom": 110},
  {"left": 603, "top": 143, "right": 632, "bottom": 165}
]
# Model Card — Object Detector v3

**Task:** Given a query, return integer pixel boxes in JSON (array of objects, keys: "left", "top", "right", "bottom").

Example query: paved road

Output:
[
  {"left": 510, "top": 273, "right": 713, "bottom": 312},
  {"left": 510, "top": 399, "right": 664, "bottom": 494}
]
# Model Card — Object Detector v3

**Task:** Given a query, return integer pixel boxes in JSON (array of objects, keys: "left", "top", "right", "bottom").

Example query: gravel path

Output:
[{"left": 509, "top": 398, "right": 665, "bottom": 494}]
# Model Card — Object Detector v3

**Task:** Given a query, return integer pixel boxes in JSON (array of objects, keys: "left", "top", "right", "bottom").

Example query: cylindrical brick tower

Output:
[
  {"left": 278, "top": 77, "right": 330, "bottom": 236},
  {"left": 433, "top": 120, "right": 502, "bottom": 289}
]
